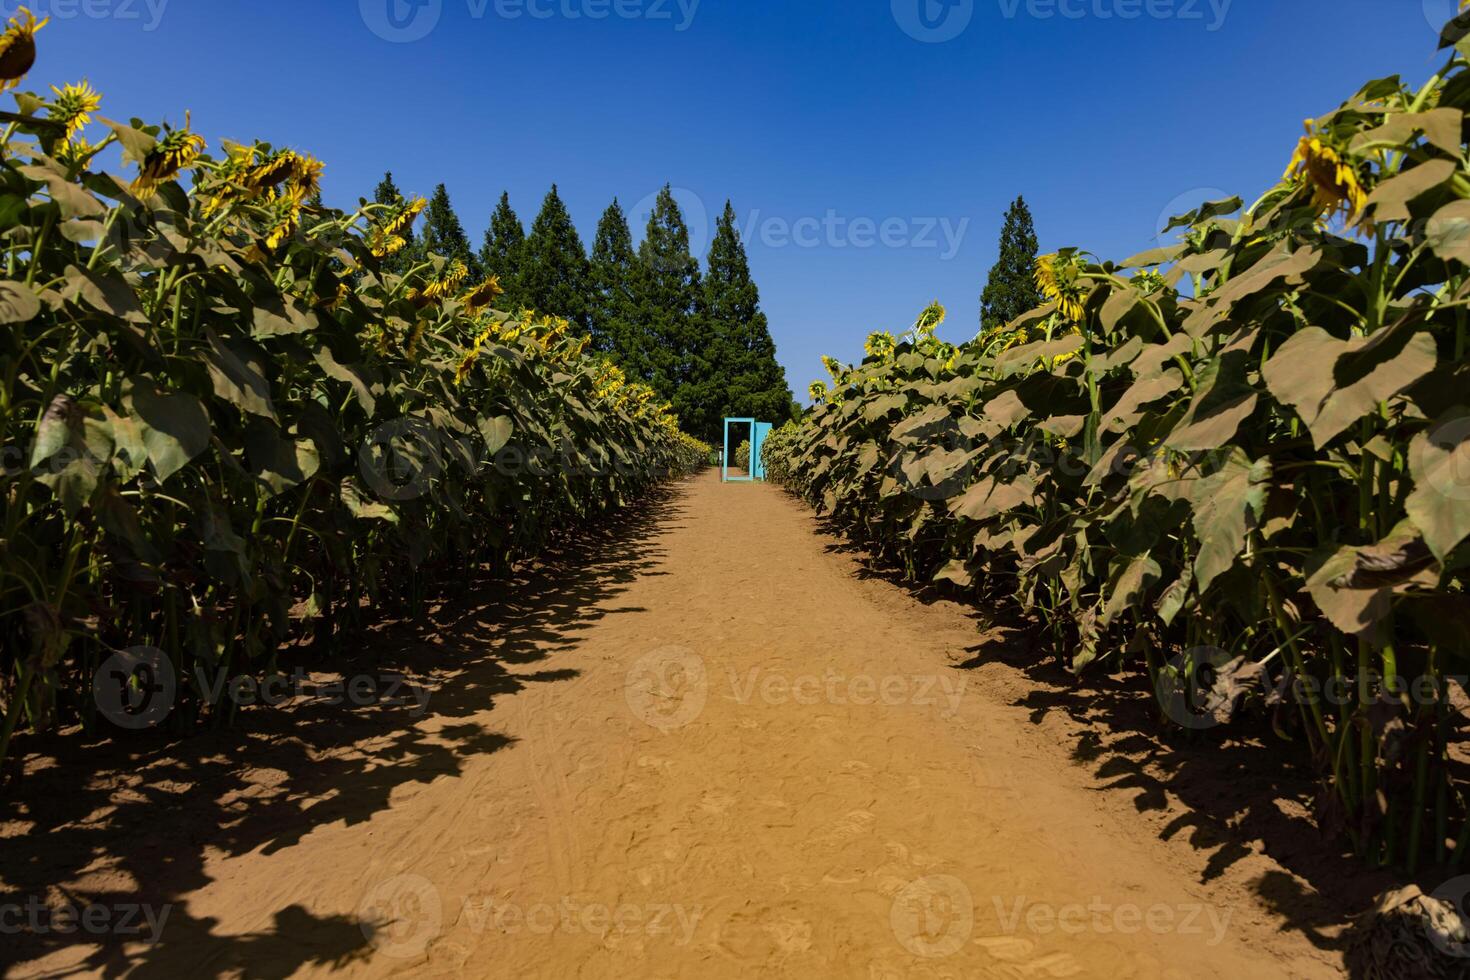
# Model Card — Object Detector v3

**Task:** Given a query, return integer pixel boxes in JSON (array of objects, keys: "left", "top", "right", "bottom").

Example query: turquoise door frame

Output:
[{"left": 723, "top": 418, "right": 755, "bottom": 482}]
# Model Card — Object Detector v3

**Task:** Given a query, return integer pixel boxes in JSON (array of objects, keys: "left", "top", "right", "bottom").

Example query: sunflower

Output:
[
  {"left": 133, "top": 119, "right": 206, "bottom": 194},
  {"left": 1035, "top": 252, "right": 1088, "bottom": 322},
  {"left": 915, "top": 300, "right": 947, "bottom": 336},
  {"left": 1283, "top": 122, "right": 1370, "bottom": 227},
  {"left": 461, "top": 275, "right": 505, "bottom": 315},
  {"left": 323, "top": 279, "right": 350, "bottom": 311},
  {"left": 404, "top": 320, "right": 427, "bottom": 361},
  {"left": 454, "top": 322, "right": 498, "bottom": 386},
  {"left": 368, "top": 228, "right": 407, "bottom": 258},
  {"left": 421, "top": 260, "right": 469, "bottom": 301},
  {"left": 864, "top": 330, "right": 896, "bottom": 360},
  {"left": 54, "top": 136, "right": 97, "bottom": 169},
  {"left": 808, "top": 380, "right": 829, "bottom": 403},
  {"left": 264, "top": 197, "right": 302, "bottom": 250},
  {"left": 385, "top": 197, "right": 428, "bottom": 238},
  {"left": 1131, "top": 268, "right": 1167, "bottom": 293},
  {"left": 0, "top": 7, "right": 46, "bottom": 92},
  {"left": 201, "top": 142, "right": 259, "bottom": 215},
  {"left": 48, "top": 80, "right": 101, "bottom": 140},
  {"left": 821, "top": 355, "right": 844, "bottom": 379},
  {"left": 286, "top": 154, "right": 324, "bottom": 203},
  {"left": 245, "top": 149, "right": 302, "bottom": 194}
]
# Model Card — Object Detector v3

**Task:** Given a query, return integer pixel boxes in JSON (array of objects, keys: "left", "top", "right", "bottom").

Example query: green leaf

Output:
[
  {"left": 126, "top": 380, "right": 211, "bottom": 483},
  {"left": 1263, "top": 325, "right": 1437, "bottom": 449},
  {"left": 1406, "top": 406, "right": 1470, "bottom": 560},
  {"left": 1189, "top": 451, "right": 1271, "bottom": 592}
]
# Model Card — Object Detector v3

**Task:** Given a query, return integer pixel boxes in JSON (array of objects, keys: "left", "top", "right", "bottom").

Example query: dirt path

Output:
[{"left": 5, "top": 471, "right": 1353, "bottom": 978}]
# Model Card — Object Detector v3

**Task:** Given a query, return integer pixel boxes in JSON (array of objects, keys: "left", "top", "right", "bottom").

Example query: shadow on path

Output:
[
  {"left": 0, "top": 484, "right": 686, "bottom": 978},
  {"left": 808, "top": 513, "right": 1400, "bottom": 961}
]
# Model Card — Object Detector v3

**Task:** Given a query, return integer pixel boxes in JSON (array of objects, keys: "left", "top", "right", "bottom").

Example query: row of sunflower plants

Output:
[
  {"left": 765, "top": 12, "right": 1470, "bottom": 870},
  {"left": 0, "top": 10, "right": 709, "bottom": 776}
]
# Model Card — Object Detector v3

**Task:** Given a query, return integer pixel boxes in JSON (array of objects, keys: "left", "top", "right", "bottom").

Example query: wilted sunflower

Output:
[
  {"left": 245, "top": 149, "right": 302, "bottom": 194},
  {"left": 265, "top": 198, "right": 301, "bottom": 250},
  {"left": 286, "top": 154, "right": 324, "bottom": 203},
  {"left": 821, "top": 355, "right": 844, "bottom": 379},
  {"left": 1283, "top": 122, "right": 1370, "bottom": 227},
  {"left": 0, "top": 7, "right": 46, "bottom": 92},
  {"left": 385, "top": 197, "right": 428, "bottom": 238},
  {"left": 808, "top": 380, "right": 829, "bottom": 403},
  {"left": 404, "top": 320, "right": 427, "bottom": 361},
  {"left": 421, "top": 260, "right": 469, "bottom": 301},
  {"left": 1035, "top": 252, "right": 1088, "bottom": 322},
  {"left": 368, "top": 228, "right": 407, "bottom": 258},
  {"left": 461, "top": 275, "right": 505, "bottom": 315},
  {"left": 865, "top": 330, "right": 896, "bottom": 360},
  {"left": 454, "top": 322, "right": 498, "bottom": 386},
  {"left": 915, "top": 300, "right": 947, "bottom": 336},
  {"left": 133, "top": 118, "right": 206, "bottom": 194},
  {"left": 48, "top": 80, "right": 101, "bottom": 140}
]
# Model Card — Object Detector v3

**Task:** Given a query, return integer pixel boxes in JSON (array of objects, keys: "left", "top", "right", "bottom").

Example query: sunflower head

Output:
[
  {"left": 133, "top": 119, "right": 206, "bottom": 195},
  {"left": 48, "top": 80, "right": 101, "bottom": 140},
  {"left": 246, "top": 149, "right": 301, "bottom": 194},
  {"left": 0, "top": 7, "right": 47, "bottom": 92},
  {"left": 821, "top": 355, "right": 845, "bottom": 380},
  {"left": 1035, "top": 251, "right": 1088, "bottom": 322},
  {"left": 368, "top": 228, "right": 407, "bottom": 258},
  {"left": 912, "top": 300, "right": 947, "bottom": 338},
  {"left": 422, "top": 259, "right": 469, "bottom": 301},
  {"left": 385, "top": 196, "right": 428, "bottom": 238},
  {"left": 808, "top": 380, "right": 829, "bottom": 403},
  {"left": 462, "top": 275, "right": 505, "bottom": 315},
  {"left": 1131, "top": 268, "right": 1167, "bottom": 293},
  {"left": 286, "top": 153, "right": 324, "bottom": 203},
  {"left": 1283, "top": 122, "right": 1370, "bottom": 229},
  {"left": 864, "top": 330, "right": 896, "bottom": 361},
  {"left": 264, "top": 196, "right": 302, "bottom": 250}
]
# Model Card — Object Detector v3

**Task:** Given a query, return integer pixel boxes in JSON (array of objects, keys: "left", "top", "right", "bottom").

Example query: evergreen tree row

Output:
[{"left": 372, "top": 174, "right": 796, "bottom": 442}]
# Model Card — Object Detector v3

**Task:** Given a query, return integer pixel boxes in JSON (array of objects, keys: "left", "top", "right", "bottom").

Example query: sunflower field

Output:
[
  {"left": 766, "top": 13, "right": 1470, "bottom": 868},
  {"left": 0, "top": 10, "right": 708, "bottom": 775}
]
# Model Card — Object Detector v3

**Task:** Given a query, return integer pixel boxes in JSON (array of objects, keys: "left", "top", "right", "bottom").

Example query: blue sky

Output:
[{"left": 23, "top": 0, "right": 1455, "bottom": 402}]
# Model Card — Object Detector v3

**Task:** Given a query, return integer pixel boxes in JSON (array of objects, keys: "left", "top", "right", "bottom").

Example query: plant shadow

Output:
[
  {"left": 810, "top": 513, "right": 1402, "bottom": 961},
  {"left": 0, "top": 483, "right": 685, "bottom": 978}
]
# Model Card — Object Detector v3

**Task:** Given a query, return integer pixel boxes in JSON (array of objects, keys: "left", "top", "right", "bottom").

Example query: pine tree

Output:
[
  {"left": 699, "top": 201, "right": 795, "bottom": 440},
  {"left": 979, "top": 196, "right": 1043, "bottom": 336},
  {"left": 520, "top": 184, "right": 591, "bottom": 330},
  {"left": 632, "top": 186, "right": 703, "bottom": 413},
  {"left": 421, "top": 183, "right": 482, "bottom": 281},
  {"left": 480, "top": 191, "right": 526, "bottom": 310},
  {"left": 373, "top": 171, "right": 416, "bottom": 276},
  {"left": 589, "top": 198, "right": 638, "bottom": 358}
]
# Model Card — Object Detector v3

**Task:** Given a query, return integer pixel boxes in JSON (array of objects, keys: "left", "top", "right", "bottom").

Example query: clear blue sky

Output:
[{"left": 24, "top": 0, "right": 1453, "bottom": 401}]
